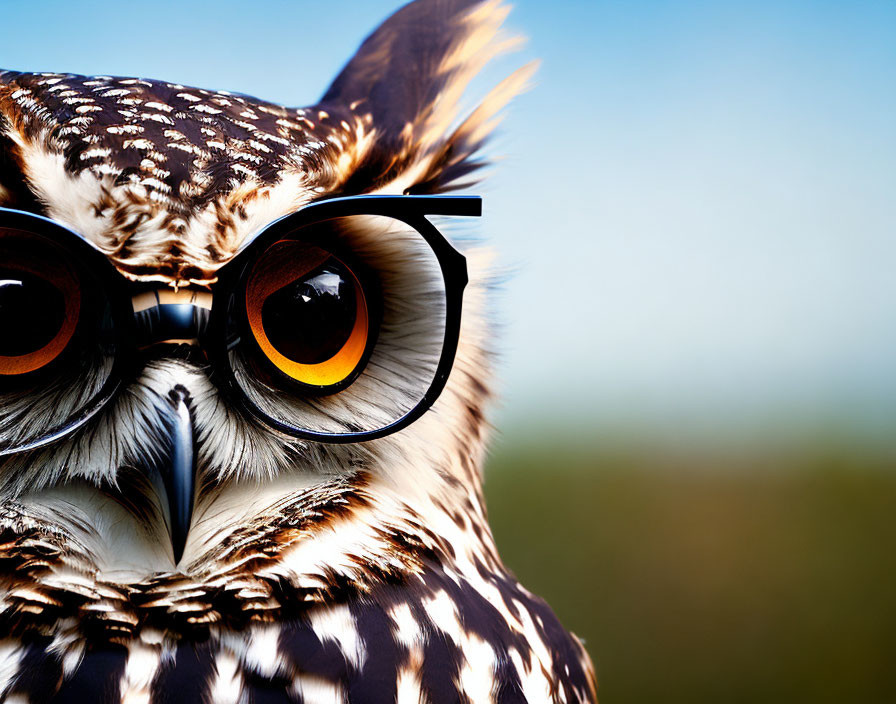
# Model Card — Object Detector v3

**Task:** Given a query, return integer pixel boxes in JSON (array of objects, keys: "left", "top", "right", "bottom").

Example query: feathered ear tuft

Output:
[{"left": 315, "top": 0, "right": 535, "bottom": 196}]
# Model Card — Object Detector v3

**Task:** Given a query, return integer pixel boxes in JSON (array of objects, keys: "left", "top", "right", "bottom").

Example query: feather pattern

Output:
[{"left": 0, "top": 0, "right": 596, "bottom": 700}]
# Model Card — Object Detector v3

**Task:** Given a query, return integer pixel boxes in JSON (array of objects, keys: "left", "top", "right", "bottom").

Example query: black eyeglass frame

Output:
[
  {"left": 0, "top": 195, "right": 478, "bottom": 455},
  {"left": 209, "top": 195, "right": 475, "bottom": 444}
]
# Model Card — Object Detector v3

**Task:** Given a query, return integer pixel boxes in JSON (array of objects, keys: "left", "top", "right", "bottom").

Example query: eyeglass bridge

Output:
[{"left": 132, "top": 289, "right": 213, "bottom": 349}]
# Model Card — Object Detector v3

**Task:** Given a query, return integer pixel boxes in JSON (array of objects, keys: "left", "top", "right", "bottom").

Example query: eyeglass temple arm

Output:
[
  {"left": 401, "top": 195, "right": 482, "bottom": 217},
  {"left": 310, "top": 194, "right": 482, "bottom": 218}
]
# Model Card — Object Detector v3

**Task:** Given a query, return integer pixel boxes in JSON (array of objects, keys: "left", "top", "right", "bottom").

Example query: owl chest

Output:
[{"left": 1, "top": 572, "right": 595, "bottom": 703}]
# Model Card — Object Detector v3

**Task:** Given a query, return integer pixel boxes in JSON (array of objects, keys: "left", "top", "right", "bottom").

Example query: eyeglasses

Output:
[{"left": 0, "top": 195, "right": 478, "bottom": 454}]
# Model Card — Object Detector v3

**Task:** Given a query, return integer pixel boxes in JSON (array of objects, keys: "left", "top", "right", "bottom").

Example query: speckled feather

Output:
[
  {"left": 0, "top": 71, "right": 352, "bottom": 284},
  {"left": 0, "top": 0, "right": 595, "bottom": 701}
]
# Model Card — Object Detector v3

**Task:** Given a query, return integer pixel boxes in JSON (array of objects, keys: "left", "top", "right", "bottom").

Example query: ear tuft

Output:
[{"left": 314, "top": 0, "right": 534, "bottom": 196}]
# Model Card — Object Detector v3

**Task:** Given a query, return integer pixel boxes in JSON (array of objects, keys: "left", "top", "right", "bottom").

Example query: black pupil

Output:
[
  {"left": 262, "top": 261, "right": 357, "bottom": 364},
  {"left": 0, "top": 270, "right": 65, "bottom": 357}
]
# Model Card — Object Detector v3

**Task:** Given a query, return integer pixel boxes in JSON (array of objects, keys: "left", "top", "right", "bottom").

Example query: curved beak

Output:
[
  {"left": 131, "top": 290, "right": 205, "bottom": 565},
  {"left": 162, "top": 386, "right": 196, "bottom": 565}
]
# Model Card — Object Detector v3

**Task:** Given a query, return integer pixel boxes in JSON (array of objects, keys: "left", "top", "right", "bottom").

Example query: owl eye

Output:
[
  {"left": 245, "top": 240, "right": 371, "bottom": 390},
  {"left": 0, "top": 261, "right": 81, "bottom": 377}
]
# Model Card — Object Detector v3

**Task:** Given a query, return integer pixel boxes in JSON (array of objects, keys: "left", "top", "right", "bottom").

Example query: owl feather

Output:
[{"left": 0, "top": 1, "right": 595, "bottom": 702}]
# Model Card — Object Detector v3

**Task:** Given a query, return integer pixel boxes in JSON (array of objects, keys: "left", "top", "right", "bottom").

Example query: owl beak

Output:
[{"left": 162, "top": 386, "right": 196, "bottom": 565}]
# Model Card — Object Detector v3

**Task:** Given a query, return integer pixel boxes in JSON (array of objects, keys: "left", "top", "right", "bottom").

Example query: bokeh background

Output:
[{"left": 6, "top": 1, "right": 896, "bottom": 700}]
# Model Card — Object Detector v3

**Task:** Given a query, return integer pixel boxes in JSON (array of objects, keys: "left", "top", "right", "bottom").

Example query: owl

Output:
[{"left": 0, "top": 0, "right": 596, "bottom": 702}]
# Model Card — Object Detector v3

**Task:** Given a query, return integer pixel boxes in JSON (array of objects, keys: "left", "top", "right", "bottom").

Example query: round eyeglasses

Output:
[{"left": 0, "top": 195, "right": 478, "bottom": 454}]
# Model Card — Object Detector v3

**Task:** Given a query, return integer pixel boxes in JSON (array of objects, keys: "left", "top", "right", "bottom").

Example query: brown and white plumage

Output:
[{"left": 0, "top": 0, "right": 596, "bottom": 701}]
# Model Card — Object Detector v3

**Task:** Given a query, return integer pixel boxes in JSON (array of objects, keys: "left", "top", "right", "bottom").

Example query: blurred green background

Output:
[{"left": 484, "top": 431, "right": 896, "bottom": 703}]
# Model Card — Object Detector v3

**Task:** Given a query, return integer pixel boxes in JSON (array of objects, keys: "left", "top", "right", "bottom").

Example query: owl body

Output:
[{"left": 0, "top": 1, "right": 596, "bottom": 701}]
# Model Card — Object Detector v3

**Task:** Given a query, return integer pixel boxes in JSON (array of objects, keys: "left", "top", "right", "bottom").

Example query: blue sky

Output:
[{"left": 4, "top": 1, "right": 896, "bottom": 441}]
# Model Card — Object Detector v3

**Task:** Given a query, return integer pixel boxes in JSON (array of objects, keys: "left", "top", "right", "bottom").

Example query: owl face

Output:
[
  {"left": 0, "top": 0, "right": 533, "bottom": 588},
  {"left": 0, "top": 193, "right": 476, "bottom": 560}
]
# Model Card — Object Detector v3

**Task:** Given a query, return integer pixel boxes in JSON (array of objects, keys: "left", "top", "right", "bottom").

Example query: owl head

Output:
[{"left": 0, "top": 0, "right": 533, "bottom": 615}]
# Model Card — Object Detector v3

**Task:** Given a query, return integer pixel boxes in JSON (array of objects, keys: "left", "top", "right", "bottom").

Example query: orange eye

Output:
[
  {"left": 0, "top": 233, "right": 81, "bottom": 376},
  {"left": 245, "top": 240, "right": 370, "bottom": 389}
]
